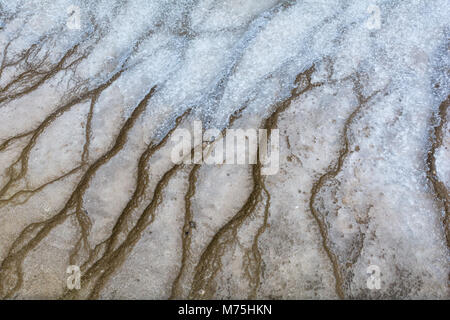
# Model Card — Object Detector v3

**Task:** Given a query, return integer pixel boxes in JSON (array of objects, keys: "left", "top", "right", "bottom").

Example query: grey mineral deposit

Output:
[{"left": 0, "top": 0, "right": 448, "bottom": 299}]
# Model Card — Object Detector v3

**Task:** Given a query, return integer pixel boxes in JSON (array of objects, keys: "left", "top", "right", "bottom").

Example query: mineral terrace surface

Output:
[{"left": 0, "top": 0, "right": 448, "bottom": 299}]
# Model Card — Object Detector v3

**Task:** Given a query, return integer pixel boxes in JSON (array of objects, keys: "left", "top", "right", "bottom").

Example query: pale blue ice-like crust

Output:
[{"left": 0, "top": 0, "right": 448, "bottom": 299}]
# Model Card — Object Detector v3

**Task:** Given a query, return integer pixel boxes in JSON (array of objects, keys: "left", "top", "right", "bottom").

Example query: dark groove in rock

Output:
[
  {"left": 188, "top": 65, "right": 318, "bottom": 299},
  {"left": 426, "top": 95, "right": 449, "bottom": 248},
  {"left": 0, "top": 86, "right": 157, "bottom": 298},
  {"left": 308, "top": 74, "right": 388, "bottom": 299}
]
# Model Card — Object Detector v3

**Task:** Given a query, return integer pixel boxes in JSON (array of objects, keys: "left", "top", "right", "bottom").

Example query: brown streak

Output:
[{"left": 426, "top": 95, "right": 449, "bottom": 248}]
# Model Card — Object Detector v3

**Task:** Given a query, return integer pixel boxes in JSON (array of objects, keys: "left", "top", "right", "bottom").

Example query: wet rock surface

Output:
[{"left": 0, "top": 0, "right": 448, "bottom": 299}]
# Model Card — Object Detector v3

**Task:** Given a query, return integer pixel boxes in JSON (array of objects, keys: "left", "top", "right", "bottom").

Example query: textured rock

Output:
[{"left": 0, "top": 0, "right": 448, "bottom": 299}]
